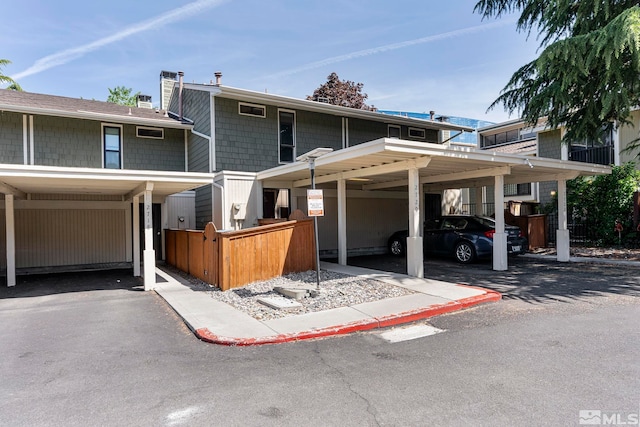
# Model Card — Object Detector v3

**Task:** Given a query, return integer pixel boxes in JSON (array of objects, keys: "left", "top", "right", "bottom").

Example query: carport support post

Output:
[
  {"left": 143, "top": 189, "right": 156, "bottom": 291},
  {"left": 556, "top": 178, "right": 570, "bottom": 262},
  {"left": 493, "top": 175, "right": 508, "bottom": 271},
  {"left": 406, "top": 166, "right": 424, "bottom": 278},
  {"left": 5, "top": 194, "right": 15, "bottom": 287},
  {"left": 337, "top": 178, "right": 347, "bottom": 265},
  {"left": 133, "top": 196, "right": 140, "bottom": 277}
]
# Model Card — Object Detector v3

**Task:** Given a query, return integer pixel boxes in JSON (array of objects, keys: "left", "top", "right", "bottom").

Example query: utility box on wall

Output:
[{"left": 232, "top": 202, "right": 246, "bottom": 220}]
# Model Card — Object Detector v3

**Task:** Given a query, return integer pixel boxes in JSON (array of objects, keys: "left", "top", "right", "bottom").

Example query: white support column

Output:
[
  {"left": 556, "top": 179, "right": 570, "bottom": 262},
  {"left": 133, "top": 196, "right": 140, "bottom": 276},
  {"left": 337, "top": 178, "right": 347, "bottom": 265},
  {"left": 143, "top": 190, "right": 156, "bottom": 290},
  {"left": 407, "top": 166, "right": 424, "bottom": 278},
  {"left": 475, "top": 187, "right": 483, "bottom": 216},
  {"left": 493, "top": 175, "right": 508, "bottom": 271},
  {"left": 419, "top": 185, "right": 425, "bottom": 236},
  {"left": 5, "top": 194, "right": 16, "bottom": 287}
]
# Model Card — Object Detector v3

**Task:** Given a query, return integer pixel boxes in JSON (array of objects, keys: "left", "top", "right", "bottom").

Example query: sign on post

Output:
[{"left": 307, "top": 189, "right": 324, "bottom": 217}]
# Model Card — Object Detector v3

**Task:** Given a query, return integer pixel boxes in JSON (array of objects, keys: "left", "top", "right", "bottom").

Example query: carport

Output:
[
  {"left": 0, "top": 164, "right": 213, "bottom": 290},
  {"left": 258, "top": 138, "right": 611, "bottom": 276}
]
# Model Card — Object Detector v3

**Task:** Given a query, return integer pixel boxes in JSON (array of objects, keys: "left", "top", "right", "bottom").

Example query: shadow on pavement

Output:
[
  {"left": 344, "top": 254, "right": 640, "bottom": 304},
  {"left": 0, "top": 269, "right": 144, "bottom": 299}
]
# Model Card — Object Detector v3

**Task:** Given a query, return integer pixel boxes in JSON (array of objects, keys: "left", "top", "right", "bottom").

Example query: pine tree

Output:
[
  {"left": 0, "top": 59, "right": 22, "bottom": 91},
  {"left": 475, "top": 1, "right": 640, "bottom": 146}
]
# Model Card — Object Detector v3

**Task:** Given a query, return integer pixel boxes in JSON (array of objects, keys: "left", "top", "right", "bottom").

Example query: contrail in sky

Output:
[
  {"left": 265, "top": 20, "right": 516, "bottom": 79},
  {"left": 12, "top": 0, "right": 229, "bottom": 80}
]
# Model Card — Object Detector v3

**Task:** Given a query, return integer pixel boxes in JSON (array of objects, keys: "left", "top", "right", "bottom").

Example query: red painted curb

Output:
[{"left": 194, "top": 287, "right": 502, "bottom": 346}]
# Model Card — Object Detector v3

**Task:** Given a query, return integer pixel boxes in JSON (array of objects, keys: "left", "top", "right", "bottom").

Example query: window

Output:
[
  {"left": 136, "top": 126, "right": 164, "bottom": 139},
  {"left": 239, "top": 102, "right": 266, "bottom": 118},
  {"left": 103, "top": 125, "right": 122, "bottom": 169},
  {"left": 388, "top": 125, "right": 401, "bottom": 139},
  {"left": 279, "top": 110, "right": 296, "bottom": 163},
  {"left": 408, "top": 127, "right": 426, "bottom": 139}
]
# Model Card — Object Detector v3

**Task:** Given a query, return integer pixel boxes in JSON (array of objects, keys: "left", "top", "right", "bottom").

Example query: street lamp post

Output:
[{"left": 296, "top": 148, "right": 333, "bottom": 291}]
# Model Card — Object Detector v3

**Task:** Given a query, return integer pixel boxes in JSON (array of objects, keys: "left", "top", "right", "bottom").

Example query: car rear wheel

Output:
[
  {"left": 454, "top": 241, "right": 476, "bottom": 264},
  {"left": 389, "top": 238, "right": 405, "bottom": 256}
]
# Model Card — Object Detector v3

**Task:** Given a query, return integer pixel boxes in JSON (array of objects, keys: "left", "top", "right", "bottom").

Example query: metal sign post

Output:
[
  {"left": 307, "top": 160, "right": 323, "bottom": 290},
  {"left": 296, "top": 148, "right": 333, "bottom": 292}
]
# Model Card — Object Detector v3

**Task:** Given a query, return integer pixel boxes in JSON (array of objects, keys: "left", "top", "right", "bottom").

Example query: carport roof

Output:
[
  {"left": 257, "top": 138, "right": 611, "bottom": 190},
  {"left": 0, "top": 164, "right": 214, "bottom": 199}
]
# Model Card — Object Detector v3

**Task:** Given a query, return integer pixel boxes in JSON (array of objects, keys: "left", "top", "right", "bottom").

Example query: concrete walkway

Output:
[{"left": 154, "top": 262, "right": 501, "bottom": 346}]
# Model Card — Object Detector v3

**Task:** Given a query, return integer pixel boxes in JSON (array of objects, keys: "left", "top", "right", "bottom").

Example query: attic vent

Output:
[
  {"left": 317, "top": 97, "right": 331, "bottom": 103},
  {"left": 137, "top": 94, "right": 153, "bottom": 109}
]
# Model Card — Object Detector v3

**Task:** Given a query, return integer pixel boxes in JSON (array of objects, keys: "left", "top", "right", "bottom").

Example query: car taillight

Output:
[{"left": 484, "top": 229, "right": 495, "bottom": 238}]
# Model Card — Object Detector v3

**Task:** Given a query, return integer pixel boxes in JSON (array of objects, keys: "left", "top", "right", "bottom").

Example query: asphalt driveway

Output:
[{"left": 345, "top": 254, "right": 640, "bottom": 304}]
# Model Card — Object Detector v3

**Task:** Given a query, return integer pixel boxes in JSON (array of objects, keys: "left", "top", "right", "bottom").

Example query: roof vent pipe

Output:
[
  {"left": 178, "top": 71, "right": 184, "bottom": 121},
  {"left": 429, "top": 110, "right": 435, "bottom": 120},
  {"left": 214, "top": 71, "right": 222, "bottom": 86}
]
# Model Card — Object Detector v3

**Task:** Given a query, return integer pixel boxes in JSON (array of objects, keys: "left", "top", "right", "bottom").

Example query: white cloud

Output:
[
  {"left": 264, "top": 20, "right": 516, "bottom": 80},
  {"left": 12, "top": 0, "right": 229, "bottom": 80}
]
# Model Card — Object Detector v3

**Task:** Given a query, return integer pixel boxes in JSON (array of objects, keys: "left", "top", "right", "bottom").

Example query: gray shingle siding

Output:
[
  {"left": 195, "top": 185, "right": 212, "bottom": 229},
  {"left": 214, "top": 98, "right": 384, "bottom": 171},
  {"left": 538, "top": 129, "right": 562, "bottom": 206},
  {"left": 296, "top": 110, "right": 343, "bottom": 155},
  {"left": 123, "top": 126, "right": 185, "bottom": 171},
  {"left": 214, "top": 97, "right": 279, "bottom": 172},
  {"left": 170, "top": 88, "right": 211, "bottom": 136},
  {"left": 27, "top": 115, "right": 184, "bottom": 170},
  {"left": 348, "top": 118, "right": 388, "bottom": 146},
  {"left": 188, "top": 133, "right": 210, "bottom": 172},
  {"left": 538, "top": 129, "right": 562, "bottom": 159},
  {"left": 34, "top": 116, "right": 101, "bottom": 167},
  {"left": 0, "top": 111, "right": 25, "bottom": 164}
]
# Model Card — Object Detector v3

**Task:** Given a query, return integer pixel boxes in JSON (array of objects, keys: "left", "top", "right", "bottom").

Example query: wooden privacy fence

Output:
[{"left": 165, "top": 219, "right": 315, "bottom": 291}]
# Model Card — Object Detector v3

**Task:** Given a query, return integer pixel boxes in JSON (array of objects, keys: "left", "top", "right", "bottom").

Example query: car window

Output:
[
  {"left": 442, "top": 218, "right": 467, "bottom": 230},
  {"left": 424, "top": 219, "right": 441, "bottom": 230}
]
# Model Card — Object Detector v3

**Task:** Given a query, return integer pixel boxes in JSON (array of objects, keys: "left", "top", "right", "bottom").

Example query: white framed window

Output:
[
  {"left": 408, "top": 127, "right": 426, "bottom": 139},
  {"left": 239, "top": 102, "right": 266, "bottom": 118},
  {"left": 136, "top": 126, "right": 164, "bottom": 139},
  {"left": 102, "top": 123, "right": 123, "bottom": 169},
  {"left": 388, "top": 125, "right": 401, "bottom": 139},
  {"left": 278, "top": 109, "right": 296, "bottom": 163}
]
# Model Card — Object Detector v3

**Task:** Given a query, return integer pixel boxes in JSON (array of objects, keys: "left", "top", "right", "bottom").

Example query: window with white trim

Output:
[
  {"left": 279, "top": 110, "right": 296, "bottom": 163},
  {"left": 136, "top": 126, "right": 164, "bottom": 139},
  {"left": 102, "top": 124, "right": 122, "bottom": 169},
  {"left": 408, "top": 127, "right": 426, "bottom": 139},
  {"left": 239, "top": 102, "right": 266, "bottom": 118},
  {"left": 388, "top": 125, "right": 401, "bottom": 139}
]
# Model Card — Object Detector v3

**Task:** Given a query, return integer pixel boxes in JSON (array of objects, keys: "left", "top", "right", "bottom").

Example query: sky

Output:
[{"left": 2, "top": 0, "right": 540, "bottom": 123}]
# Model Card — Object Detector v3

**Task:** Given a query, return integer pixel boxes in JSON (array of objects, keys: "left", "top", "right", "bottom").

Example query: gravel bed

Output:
[{"left": 172, "top": 268, "right": 415, "bottom": 321}]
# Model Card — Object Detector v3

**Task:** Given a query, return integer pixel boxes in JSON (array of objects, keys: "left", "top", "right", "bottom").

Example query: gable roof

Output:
[
  {"left": 0, "top": 89, "right": 191, "bottom": 129},
  {"left": 181, "top": 83, "right": 474, "bottom": 134}
]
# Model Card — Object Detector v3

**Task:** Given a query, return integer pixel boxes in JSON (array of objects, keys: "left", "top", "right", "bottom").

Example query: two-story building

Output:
[
  {"left": 162, "top": 71, "right": 611, "bottom": 274},
  {"left": 0, "top": 89, "right": 214, "bottom": 289}
]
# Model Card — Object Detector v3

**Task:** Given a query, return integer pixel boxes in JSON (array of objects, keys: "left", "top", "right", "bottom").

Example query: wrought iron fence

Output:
[{"left": 545, "top": 212, "right": 598, "bottom": 246}]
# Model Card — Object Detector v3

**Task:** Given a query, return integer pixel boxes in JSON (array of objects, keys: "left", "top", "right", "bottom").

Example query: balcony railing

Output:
[{"left": 569, "top": 145, "right": 614, "bottom": 165}]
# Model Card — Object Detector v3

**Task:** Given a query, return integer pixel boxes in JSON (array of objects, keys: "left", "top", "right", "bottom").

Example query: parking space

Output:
[{"left": 345, "top": 254, "right": 640, "bottom": 303}]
